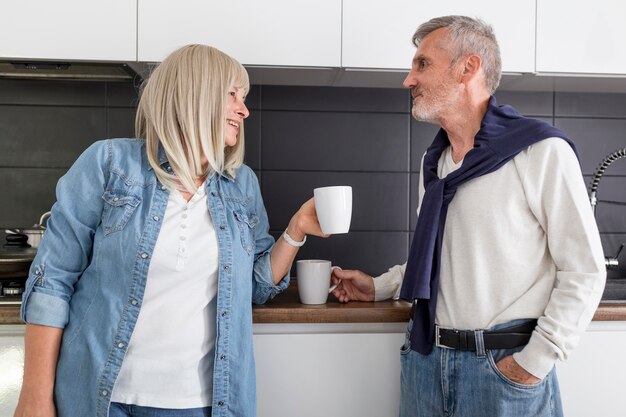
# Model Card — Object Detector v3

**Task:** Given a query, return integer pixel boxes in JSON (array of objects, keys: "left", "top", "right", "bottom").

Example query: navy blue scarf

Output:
[{"left": 400, "top": 96, "right": 577, "bottom": 354}]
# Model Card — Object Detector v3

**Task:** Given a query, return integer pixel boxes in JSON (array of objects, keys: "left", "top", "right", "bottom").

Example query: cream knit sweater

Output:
[{"left": 374, "top": 137, "right": 606, "bottom": 378}]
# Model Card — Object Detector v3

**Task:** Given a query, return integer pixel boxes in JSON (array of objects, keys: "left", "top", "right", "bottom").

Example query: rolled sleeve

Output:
[
  {"left": 252, "top": 247, "right": 290, "bottom": 304},
  {"left": 19, "top": 140, "right": 109, "bottom": 328},
  {"left": 22, "top": 291, "right": 70, "bottom": 328}
]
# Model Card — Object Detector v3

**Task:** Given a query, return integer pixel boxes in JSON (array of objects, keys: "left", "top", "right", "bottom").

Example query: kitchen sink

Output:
[{"left": 601, "top": 279, "right": 626, "bottom": 303}]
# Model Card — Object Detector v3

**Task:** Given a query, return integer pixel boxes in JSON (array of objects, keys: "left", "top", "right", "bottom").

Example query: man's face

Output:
[{"left": 403, "top": 28, "right": 463, "bottom": 124}]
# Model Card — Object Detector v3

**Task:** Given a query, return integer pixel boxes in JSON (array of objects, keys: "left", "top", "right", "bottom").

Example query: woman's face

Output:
[{"left": 225, "top": 86, "right": 249, "bottom": 147}]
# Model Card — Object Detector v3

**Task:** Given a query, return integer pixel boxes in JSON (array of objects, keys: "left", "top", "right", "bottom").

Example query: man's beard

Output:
[{"left": 411, "top": 77, "right": 460, "bottom": 124}]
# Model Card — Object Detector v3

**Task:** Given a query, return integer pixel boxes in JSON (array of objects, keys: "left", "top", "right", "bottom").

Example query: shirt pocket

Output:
[
  {"left": 101, "top": 190, "right": 141, "bottom": 236},
  {"left": 233, "top": 209, "right": 259, "bottom": 254}
]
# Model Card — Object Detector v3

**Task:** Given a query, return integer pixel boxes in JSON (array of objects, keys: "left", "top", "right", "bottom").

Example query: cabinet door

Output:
[
  {"left": 0, "top": 0, "right": 136, "bottom": 61},
  {"left": 138, "top": 0, "right": 341, "bottom": 67},
  {"left": 0, "top": 325, "right": 25, "bottom": 416},
  {"left": 254, "top": 330, "right": 404, "bottom": 417},
  {"left": 537, "top": 0, "right": 626, "bottom": 74},
  {"left": 342, "top": 0, "right": 535, "bottom": 74},
  {"left": 556, "top": 321, "right": 626, "bottom": 417}
]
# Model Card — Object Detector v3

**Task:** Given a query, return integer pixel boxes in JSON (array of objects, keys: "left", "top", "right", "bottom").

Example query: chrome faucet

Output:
[{"left": 588, "top": 147, "right": 626, "bottom": 271}]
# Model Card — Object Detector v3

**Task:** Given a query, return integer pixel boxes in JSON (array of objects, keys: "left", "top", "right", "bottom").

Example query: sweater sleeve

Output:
[
  {"left": 512, "top": 138, "right": 606, "bottom": 379},
  {"left": 373, "top": 263, "right": 406, "bottom": 301}
]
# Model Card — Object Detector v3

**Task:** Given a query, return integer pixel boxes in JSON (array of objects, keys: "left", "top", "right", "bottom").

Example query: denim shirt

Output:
[{"left": 21, "top": 138, "right": 288, "bottom": 417}]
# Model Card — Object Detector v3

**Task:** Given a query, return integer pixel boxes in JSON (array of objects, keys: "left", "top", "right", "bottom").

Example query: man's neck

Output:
[{"left": 440, "top": 96, "right": 490, "bottom": 163}]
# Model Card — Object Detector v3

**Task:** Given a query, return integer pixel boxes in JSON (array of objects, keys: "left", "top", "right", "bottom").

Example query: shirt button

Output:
[
  {"left": 161, "top": 185, "right": 166, "bottom": 191},
  {"left": 219, "top": 354, "right": 226, "bottom": 360},
  {"left": 131, "top": 299, "right": 138, "bottom": 306},
  {"left": 101, "top": 390, "right": 108, "bottom": 397},
  {"left": 180, "top": 236, "right": 186, "bottom": 241},
  {"left": 182, "top": 213, "right": 188, "bottom": 219},
  {"left": 141, "top": 252, "right": 149, "bottom": 259},
  {"left": 221, "top": 311, "right": 228, "bottom": 317},
  {"left": 211, "top": 192, "right": 217, "bottom": 197},
  {"left": 223, "top": 265, "right": 230, "bottom": 270},
  {"left": 218, "top": 401, "right": 225, "bottom": 407},
  {"left": 34, "top": 268, "right": 41, "bottom": 275},
  {"left": 117, "top": 342, "right": 125, "bottom": 349},
  {"left": 181, "top": 224, "right": 187, "bottom": 229},
  {"left": 153, "top": 215, "right": 160, "bottom": 221},
  {"left": 219, "top": 225, "right": 226, "bottom": 230},
  {"left": 113, "top": 197, "right": 119, "bottom": 202}
]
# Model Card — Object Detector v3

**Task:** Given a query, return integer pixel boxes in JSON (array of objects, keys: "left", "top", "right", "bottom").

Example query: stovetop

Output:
[
  {"left": 0, "top": 278, "right": 25, "bottom": 304},
  {"left": 0, "top": 294, "right": 22, "bottom": 305}
]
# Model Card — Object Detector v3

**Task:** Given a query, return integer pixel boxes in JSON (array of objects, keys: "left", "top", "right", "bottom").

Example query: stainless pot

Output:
[
  {"left": 0, "top": 233, "right": 36, "bottom": 279},
  {"left": 5, "top": 211, "right": 50, "bottom": 248}
]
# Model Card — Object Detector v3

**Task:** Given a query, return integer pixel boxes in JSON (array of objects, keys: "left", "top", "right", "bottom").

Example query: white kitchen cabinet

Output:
[
  {"left": 137, "top": 0, "right": 341, "bottom": 67},
  {"left": 0, "top": 0, "right": 136, "bottom": 61},
  {"left": 342, "top": 0, "right": 535, "bottom": 74},
  {"left": 254, "top": 323, "right": 405, "bottom": 417},
  {"left": 537, "top": 0, "right": 626, "bottom": 75},
  {"left": 557, "top": 321, "right": 626, "bottom": 417},
  {"left": 2, "top": 321, "right": 626, "bottom": 416},
  {"left": 0, "top": 325, "right": 25, "bottom": 417}
]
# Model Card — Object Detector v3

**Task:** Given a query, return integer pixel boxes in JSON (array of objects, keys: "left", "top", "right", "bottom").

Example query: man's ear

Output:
[{"left": 462, "top": 54, "right": 481, "bottom": 79}]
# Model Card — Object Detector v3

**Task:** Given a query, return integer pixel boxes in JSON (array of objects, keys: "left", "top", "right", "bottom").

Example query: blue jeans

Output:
[
  {"left": 108, "top": 403, "right": 212, "bottom": 417},
  {"left": 399, "top": 320, "right": 563, "bottom": 417}
]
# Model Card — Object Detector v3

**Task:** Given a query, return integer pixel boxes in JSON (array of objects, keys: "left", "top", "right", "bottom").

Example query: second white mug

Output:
[{"left": 297, "top": 260, "right": 341, "bottom": 304}]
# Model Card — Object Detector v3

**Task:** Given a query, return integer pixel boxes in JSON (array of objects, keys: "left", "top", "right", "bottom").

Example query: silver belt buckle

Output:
[
  {"left": 435, "top": 324, "right": 450, "bottom": 349},
  {"left": 435, "top": 325, "right": 453, "bottom": 349}
]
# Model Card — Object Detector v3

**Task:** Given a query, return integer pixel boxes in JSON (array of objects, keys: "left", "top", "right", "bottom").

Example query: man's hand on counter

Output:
[{"left": 330, "top": 269, "right": 375, "bottom": 303}]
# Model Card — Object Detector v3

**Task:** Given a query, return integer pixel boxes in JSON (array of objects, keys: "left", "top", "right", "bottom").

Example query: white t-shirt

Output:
[
  {"left": 111, "top": 183, "right": 219, "bottom": 408},
  {"left": 374, "top": 138, "right": 606, "bottom": 378}
]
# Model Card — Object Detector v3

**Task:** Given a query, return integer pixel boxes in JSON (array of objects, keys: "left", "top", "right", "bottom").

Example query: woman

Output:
[{"left": 14, "top": 44, "right": 324, "bottom": 417}]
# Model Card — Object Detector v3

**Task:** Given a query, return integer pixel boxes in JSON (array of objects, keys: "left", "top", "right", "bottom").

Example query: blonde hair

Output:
[{"left": 136, "top": 44, "right": 250, "bottom": 193}]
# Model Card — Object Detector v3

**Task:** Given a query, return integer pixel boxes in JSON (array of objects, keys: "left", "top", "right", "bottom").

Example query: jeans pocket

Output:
[
  {"left": 400, "top": 320, "right": 413, "bottom": 355},
  {"left": 101, "top": 190, "right": 141, "bottom": 235},
  {"left": 233, "top": 209, "right": 259, "bottom": 254},
  {"left": 486, "top": 349, "right": 543, "bottom": 389}
]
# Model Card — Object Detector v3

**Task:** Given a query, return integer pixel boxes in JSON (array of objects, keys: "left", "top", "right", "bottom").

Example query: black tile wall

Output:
[
  {"left": 555, "top": 93, "right": 626, "bottom": 118},
  {"left": 261, "top": 86, "right": 408, "bottom": 113},
  {"left": 494, "top": 91, "right": 554, "bottom": 117},
  {"left": 243, "top": 112, "right": 261, "bottom": 170},
  {"left": 261, "top": 171, "right": 409, "bottom": 232},
  {"left": 555, "top": 118, "right": 626, "bottom": 175},
  {"left": 0, "top": 167, "right": 66, "bottom": 227},
  {"left": 261, "top": 111, "right": 409, "bottom": 172},
  {"left": 0, "top": 105, "right": 107, "bottom": 167},
  {"left": 107, "top": 107, "right": 136, "bottom": 139},
  {"left": 1, "top": 79, "right": 625, "bottom": 279}
]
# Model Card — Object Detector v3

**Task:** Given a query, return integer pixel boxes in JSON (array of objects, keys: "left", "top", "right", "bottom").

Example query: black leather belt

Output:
[{"left": 435, "top": 320, "right": 537, "bottom": 351}]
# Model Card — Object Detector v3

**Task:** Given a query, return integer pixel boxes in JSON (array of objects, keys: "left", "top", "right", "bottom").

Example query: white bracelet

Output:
[{"left": 282, "top": 229, "right": 306, "bottom": 247}]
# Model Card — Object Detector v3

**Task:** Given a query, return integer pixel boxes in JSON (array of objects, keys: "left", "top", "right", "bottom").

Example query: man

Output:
[{"left": 330, "top": 15, "right": 606, "bottom": 417}]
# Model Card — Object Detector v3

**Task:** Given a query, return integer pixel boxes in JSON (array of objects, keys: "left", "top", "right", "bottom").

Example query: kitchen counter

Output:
[{"left": 2, "top": 284, "right": 626, "bottom": 324}]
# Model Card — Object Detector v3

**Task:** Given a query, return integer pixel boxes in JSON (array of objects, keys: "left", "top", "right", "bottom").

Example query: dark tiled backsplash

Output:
[{"left": 1, "top": 80, "right": 624, "bottom": 277}]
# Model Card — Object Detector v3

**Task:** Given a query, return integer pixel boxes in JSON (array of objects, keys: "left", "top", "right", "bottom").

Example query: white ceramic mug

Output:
[
  {"left": 297, "top": 260, "right": 341, "bottom": 304},
  {"left": 313, "top": 186, "right": 352, "bottom": 234}
]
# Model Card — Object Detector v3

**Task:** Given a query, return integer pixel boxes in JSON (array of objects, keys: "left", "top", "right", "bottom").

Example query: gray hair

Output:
[{"left": 412, "top": 15, "right": 501, "bottom": 94}]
